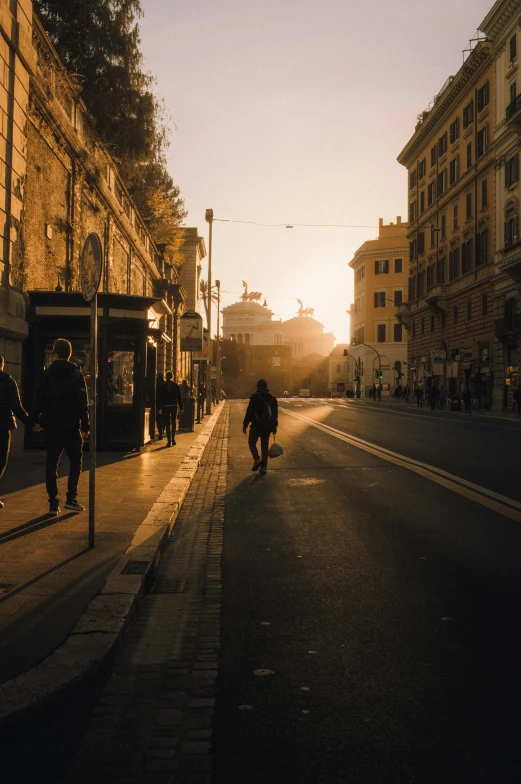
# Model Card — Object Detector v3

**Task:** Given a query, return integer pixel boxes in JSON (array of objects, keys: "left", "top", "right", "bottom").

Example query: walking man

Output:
[
  {"left": 0, "top": 354, "right": 33, "bottom": 508},
  {"left": 462, "top": 387, "right": 472, "bottom": 414},
  {"left": 155, "top": 372, "right": 165, "bottom": 440},
  {"left": 415, "top": 386, "right": 423, "bottom": 408},
  {"left": 32, "top": 339, "right": 89, "bottom": 515},
  {"left": 243, "top": 378, "right": 278, "bottom": 475},
  {"left": 158, "top": 371, "right": 184, "bottom": 447}
]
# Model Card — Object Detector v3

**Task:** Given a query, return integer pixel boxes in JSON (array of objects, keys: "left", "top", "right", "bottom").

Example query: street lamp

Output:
[{"left": 205, "top": 208, "right": 213, "bottom": 414}]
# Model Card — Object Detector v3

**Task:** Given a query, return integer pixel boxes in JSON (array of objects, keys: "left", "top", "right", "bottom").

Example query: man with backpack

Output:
[
  {"left": 158, "top": 371, "right": 184, "bottom": 447},
  {"left": 243, "top": 378, "right": 278, "bottom": 475},
  {"left": 32, "top": 338, "right": 90, "bottom": 516}
]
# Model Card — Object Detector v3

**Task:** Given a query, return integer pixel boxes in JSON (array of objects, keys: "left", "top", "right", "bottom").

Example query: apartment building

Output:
[
  {"left": 397, "top": 40, "right": 496, "bottom": 407},
  {"left": 348, "top": 217, "right": 408, "bottom": 396},
  {"left": 479, "top": 0, "right": 521, "bottom": 409}
]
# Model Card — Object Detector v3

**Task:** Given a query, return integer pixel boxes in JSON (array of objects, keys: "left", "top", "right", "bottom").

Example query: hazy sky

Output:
[{"left": 139, "top": 0, "right": 493, "bottom": 343}]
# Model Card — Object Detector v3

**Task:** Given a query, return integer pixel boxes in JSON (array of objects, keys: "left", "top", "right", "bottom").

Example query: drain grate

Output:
[
  {"left": 121, "top": 560, "right": 149, "bottom": 576},
  {"left": 155, "top": 578, "right": 192, "bottom": 594},
  {"left": 0, "top": 584, "right": 15, "bottom": 595}
]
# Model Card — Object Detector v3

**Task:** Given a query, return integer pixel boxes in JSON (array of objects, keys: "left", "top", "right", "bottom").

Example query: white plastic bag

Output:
[{"left": 268, "top": 441, "right": 283, "bottom": 459}]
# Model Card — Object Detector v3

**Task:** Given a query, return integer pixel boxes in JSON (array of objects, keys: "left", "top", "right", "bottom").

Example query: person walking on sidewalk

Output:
[
  {"left": 32, "top": 338, "right": 90, "bottom": 516},
  {"left": 243, "top": 378, "right": 278, "bottom": 475},
  {"left": 462, "top": 387, "right": 472, "bottom": 414},
  {"left": 415, "top": 386, "right": 423, "bottom": 408},
  {"left": 0, "top": 355, "right": 33, "bottom": 508},
  {"left": 155, "top": 372, "right": 165, "bottom": 440},
  {"left": 158, "top": 371, "right": 183, "bottom": 447}
]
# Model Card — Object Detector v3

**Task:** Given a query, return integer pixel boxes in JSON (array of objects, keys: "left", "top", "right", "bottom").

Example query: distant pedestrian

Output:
[
  {"left": 158, "top": 371, "right": 184, "bottom": 447},
  {"left": 243, "top": 378, "right": 278, "bottom": 476},
  {"left": 377, "top": 384, "right": 382, "bottom": 401},
  {"left": 155, "top": 373, "right": 165, "bottom": 440},
  {"left": 0, "top": 354, "right": 33, "bottom": 508},
  {"left": 415, "top": 387, "right": 423, "bottom": 408},
  {"left": 181, "top": 379, "right": 192, "bottom": 398},
  {"left": 514, "top": 386, "right": 521, "bottom": 416},
  {"left": 462, "top": 387, "right": 472, "bottom": 414},
  {"left": 211, "top": 383, "right": 217, "bottom": 405},
  {"left": 404, "top": 385, "right": 410, "bottom": 403},
  {"left": 372, "top": 383, "right": 377, "bottom": 400},
  {"left": 32, "top": 338, "right": 90, "bottom": 516},
  {"left": 439, "top": 385, "right": 447, "bottom": 411},
  {"left": 428, "top": 384, "right": 439, "bottom": 411}
]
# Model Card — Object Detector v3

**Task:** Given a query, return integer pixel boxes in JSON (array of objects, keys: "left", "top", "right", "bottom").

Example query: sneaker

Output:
[
  {"left": 252, "top": 458, "right": 262, "bottom": 472},
  {"left": 49, "top": 500, "right": 60, "bottom": 516},
  {"left": 0, "top": 499, "right": 4, "bottom": 508},
  {"left": 65, "top": 500, "right": 85, "bottom": 512},
  {"left": 172, "top": 438, "right": 176, "bottom": 445},
  {"left": 259, "top": 466, "right": 267, "bottom": 475},
  {"left": 166, "top": 441, "right": 171, "bottom": 448}
]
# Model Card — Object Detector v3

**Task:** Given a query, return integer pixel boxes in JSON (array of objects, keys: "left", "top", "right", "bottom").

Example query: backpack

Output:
[{"left": 256, "top": 393, "right": 275, "bottom": 433}]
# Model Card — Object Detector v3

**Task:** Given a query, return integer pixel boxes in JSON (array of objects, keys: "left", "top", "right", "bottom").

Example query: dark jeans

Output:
[
  {"left": 45, "top": 427, "right": 83, "bottom": 503},
  {"left": 248, "top": 425, "right": 270, "bottom": 468},
  {"left": 156, "top": 410, "right": 164, "bottom": 438},
  {"left": 0, "top": 428, "right": 11, "bottom": 482},
  {"left": 162, "top": 405, "right": 179, "bottom": 443}
]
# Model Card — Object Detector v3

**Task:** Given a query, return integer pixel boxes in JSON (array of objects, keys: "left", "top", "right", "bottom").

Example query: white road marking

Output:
[{"left": 279, "top": 407, "right": 521, "bottom": 524}]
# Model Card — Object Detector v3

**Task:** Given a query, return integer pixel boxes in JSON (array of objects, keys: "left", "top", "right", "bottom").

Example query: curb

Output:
[
  {"left": 350, "top": 398, "right": 521, "bottom": 425},
  {"left": 0, "top": 404, "right": 226, "bottom": 727}
]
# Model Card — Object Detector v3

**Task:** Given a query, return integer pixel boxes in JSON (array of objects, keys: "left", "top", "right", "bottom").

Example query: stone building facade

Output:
[
  {"left": 479, "top": 0, "right": 521, "bottom": 410},
  {"left": 397, "top": 39, "right": 496, "bottom": 407},
  {"left": 348, "top": 217, "right": 408, "bottom": 397}
]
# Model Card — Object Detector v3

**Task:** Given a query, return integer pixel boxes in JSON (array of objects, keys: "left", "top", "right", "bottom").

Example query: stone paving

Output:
[
  {"left": 63, "top": 407, "right": 228, "bottom": 784},
  {"left": 0, "top": 418, "right": 215, "bottom": 686}
]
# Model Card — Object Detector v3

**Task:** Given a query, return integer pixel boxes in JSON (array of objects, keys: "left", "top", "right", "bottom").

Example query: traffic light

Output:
[
  {"left": 343, "top": 349, "right": 348, "bottom": 356},
  {"left": 375, "top": 370, "right": 379, "bottom": 379},
  {"left": 355, "top": 376, "right": 360, "bottom": 384}
]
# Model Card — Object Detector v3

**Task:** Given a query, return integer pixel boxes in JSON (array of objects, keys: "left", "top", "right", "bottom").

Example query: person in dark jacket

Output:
[
  {"left": 158, "top": 371, "right": 184, "bottom": 447},
  {"left": 462, "top": 387, "right": 472, "bottom": 414},
  {"left": 155, "top": 373, "right": 165, "bottom": 440},
  {"left": 243, "top": 378, "right": 278, "bottom": 475},
  {"left": 32, "top": 338, "right": 90, "bottom": 516},
  {"left": 0, "top": 355, "right": 33, "bottom": 508}
]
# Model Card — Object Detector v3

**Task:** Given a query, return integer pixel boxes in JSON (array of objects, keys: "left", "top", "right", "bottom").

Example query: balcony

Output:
[
  {"left": 506, "top": 94, "right": 521, "bottom": 129},
  {"left": 425, "top": 285, "right": 447, "bottom": 313},
  {"left": 395, "top": 301, "right": 412, "bottom": 329},
  {"left": 494, "top": 315, "right": 521, "bottom": 340},
  {"left": 498, "top": 240, "right": 521, "bottom": 281}
]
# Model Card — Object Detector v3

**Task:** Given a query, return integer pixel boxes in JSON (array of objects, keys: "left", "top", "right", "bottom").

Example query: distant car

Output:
[
  {"left": 282, "top": 390, "right": 289, "bottom": 397},
  {"left": 298, "top": 389, "right": 311, "bottom": 398}
]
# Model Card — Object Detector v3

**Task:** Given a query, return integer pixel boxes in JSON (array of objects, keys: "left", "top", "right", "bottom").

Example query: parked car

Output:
[{"left": 298, "top": 389, "right": 311, "bottom": 398}]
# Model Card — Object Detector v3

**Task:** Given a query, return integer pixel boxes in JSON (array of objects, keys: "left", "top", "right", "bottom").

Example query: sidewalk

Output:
[
  {"left": 0, "top": 406, "right": 224, "bottom": 700},
  {"left": 349, "top": 396, "right": 521, "bottom": 424}
]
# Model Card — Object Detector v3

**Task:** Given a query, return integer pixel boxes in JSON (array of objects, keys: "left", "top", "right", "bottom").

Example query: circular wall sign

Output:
[{"left": 80, "top": 233, "right": 103, "bottom": 302}]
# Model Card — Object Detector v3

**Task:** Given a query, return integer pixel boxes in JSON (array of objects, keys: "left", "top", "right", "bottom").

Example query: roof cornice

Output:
[
  {"left": 479, "top": 0, "right": 520, "bottom": 42},
  {"left": 397, "top": 42, "right": 492, "bottom": 167}
]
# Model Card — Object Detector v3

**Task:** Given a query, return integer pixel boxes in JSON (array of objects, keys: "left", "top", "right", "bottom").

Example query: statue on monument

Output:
[
  {"left": 296, "top": 298, "right": 315, "bottom": 317},
  {"left": 241, "top": 281, "right": 262, "bottom": 302}
]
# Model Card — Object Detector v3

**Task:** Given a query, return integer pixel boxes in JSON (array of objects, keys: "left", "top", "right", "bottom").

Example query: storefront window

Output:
[{"left": 107, "top": 351, "right": 134, "bottom": 405}]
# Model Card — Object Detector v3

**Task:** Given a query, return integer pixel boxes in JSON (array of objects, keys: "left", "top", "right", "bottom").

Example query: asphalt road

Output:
[{"left": 213, "top": 399, "right": 521, "bottom": 784}]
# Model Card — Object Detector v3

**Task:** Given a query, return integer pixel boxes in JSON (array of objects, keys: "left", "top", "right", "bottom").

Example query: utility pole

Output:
[
  {"left": 205, "top": 209, "right": 213, "bottom": 414},
  {"left": 215, "top": 279, "right": 221, "bottom": 403}
]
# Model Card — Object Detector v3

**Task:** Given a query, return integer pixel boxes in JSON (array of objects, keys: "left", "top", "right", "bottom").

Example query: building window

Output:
[
  {"left": 475, "top": 229, "right": 489, "bottom": 267},
  {"left": 466, "top": 142, "right": 472, "bottom": 169},
  {"left": 505, "top": 298, "right": 517, "bottom": 329},
  {"left": 462, "top": 238, "right": 473, "bottom": 273},
  {"left": 428, "top": 181, "right": 436, "bottom": 206},
  {"left": 430, "top": 224, "right": 436, "bottom": 247},
  {"left": 477, "top": 126, "right": 487, "bottom": 158},
  {"left": 375, "top": 259, "right": 389, "bottom": 275},
  {"left": 431, "top": 144, "right": 437, "bottom": 167},
  {"left": 438, "top": 132, "right": 448, "bottom": 157},
  {"left": 505, "top": 154, "right": 519, "bottom": 188},
  {"left": 463, "top": 99, "right": 474, "bottom": 128},
  {"left": 376, "top": 324, "right": 386, "bottom": 343},
  {"left": 418, "top": 158, "right": 426, "bottom": 179},
  {"left": 427, "top": 264, "right": 435, "bottom": 289},
  {"left": 510, "top": 33, "right": 517, "bottom": 62},
  {"left": 510, "top": 81, "right": 517, "bottom": 105},
  {"left": 466, "top": 192, "right": 472, "bottom": 220},
  {"left": 453, "top": 204, "right": 458, "bottom": 229},
  {"left": 504, "top": 213, "right": 520, "bottom": 249},
  {"left": 355, "top": 264, "right": 365, "bottom": 282},
  {"left": 437, "top": 169, "right": 447, "bottom": 196},
  {"left": 449, "top": 247, "right": 460, "bottom": 280},
  {"left": 481, "top": 293, "right": 488, "bottom": 317},
  {"left": 409, "top": 240, "right": 417, "bottom": 260},
  {"left": 449, "top": 156, "right": 459, "bottom": 185},
  {"left": 394, "top": 258, "right": 403, "bottom": 273},
  {"left": 336, "top": 363, "right": 341, "bottom": 374},
  {"left": 393, "top": 290, "right": 403, "bottom": 306},
  {"left": 453, "top": 305, "right": 458, "bottom": 324},
  {"left": 481, "top": 179, "right": 488, "bottom": 209},
  {"left": 466, "top": 300, "right": 472, "bottom": 321},
  {"left": 393, "top": 324, "right": 403, "bottom": 342},
  {"left": 420, "top": 190, "right": 425, "bottom": 213},
  {"left": 436, "top": 256, "right": 446, "bottom": 284},
  {"left": 449, "top": 117, "right": 460, "bottom": 144},
  {"left": 418, "top": 232, "right": 425, "bottom": 255},
  {"left": 417, "top": 271, "right": 425, "bottom": 297},
  {"left": 477, "top": 81, "right": 489, "bottom": 113},
  {"left": 441, "top": 213, "right": 446, "bottom": 239},
  {"left": 409, "top": 201, "right": 417, "bottom": 222},
  {"left": 410, "top": 170, "right": 417, "bottom": 189},
  {"left": 374, "top": 292, "right": 386, "bottom": 308},
  {"left": 421, "top": 317, "right": 425, "bottom": 335}
]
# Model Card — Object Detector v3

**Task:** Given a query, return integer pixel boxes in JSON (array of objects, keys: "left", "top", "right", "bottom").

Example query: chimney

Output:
[
  {"left": 397, "top": 216, "right": 402, "bottom": 225},
  {"left": 379, "top": 218, "right": 383, "bottom": 228}
]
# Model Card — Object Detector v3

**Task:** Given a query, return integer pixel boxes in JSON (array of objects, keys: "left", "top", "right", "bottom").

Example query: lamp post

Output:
[
  {"left": 205, "top": 209, "right": 213, "bottom": 414},
  {"left": 215, "top": 279, "right": 221, "bottom": 403}
]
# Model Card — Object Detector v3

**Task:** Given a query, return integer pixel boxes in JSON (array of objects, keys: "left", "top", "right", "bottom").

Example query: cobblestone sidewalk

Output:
[{"left": 63, "top": 408, "right": 229, "bottom": 784}]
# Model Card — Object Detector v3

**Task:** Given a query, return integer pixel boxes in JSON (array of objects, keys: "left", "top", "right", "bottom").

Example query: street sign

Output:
[
  {"left": 180, "top": 311, "right": 203, "bottom": 352},
  {"left": 80, "top": 233, "right": 103, "bottom": 302}
]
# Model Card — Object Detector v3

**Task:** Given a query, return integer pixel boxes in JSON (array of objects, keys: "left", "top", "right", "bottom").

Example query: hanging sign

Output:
[
  {"left": 180, "top": 311, "right": 203, "bottom": 352},
  {"left": 80, "top": 233, "right": 103, "bottom": 302}
]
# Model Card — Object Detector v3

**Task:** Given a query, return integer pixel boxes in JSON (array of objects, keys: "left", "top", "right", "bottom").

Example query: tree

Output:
[
  {"left": 200, "top": 280, "right": 218, "bottom": 331},
  {"left": 34, "top": 0, "right": 186, "bottom": 260}
]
